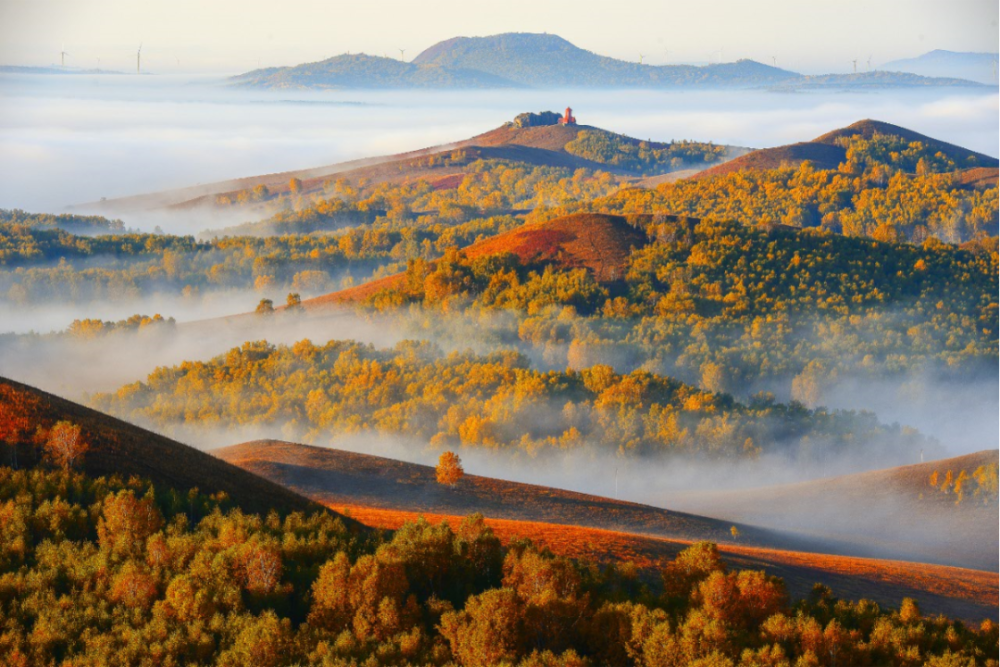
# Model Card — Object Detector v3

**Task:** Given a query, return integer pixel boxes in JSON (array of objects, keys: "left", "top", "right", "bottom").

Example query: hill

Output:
[
  {"left": 691, "top": 118, "right": 999, "bottom": 180},
  {"left": 0, "top": 375, "right": 361, "bottom": 522},
  {"left": 658, "top": 450, "right": 999, "bottom": 572},
  {"left": 229, "top": 53, "right": 523, "bottom": 89},
  {"left": 690, "top": 141, "right": 846, "bottom": 179},
  {"left": 215, "top": 440, "right": 998, "bottom": 621},
  {"left": 216, "top": 439, "right": 817, "bottom": 551},
  {"left": 882, "top": 50, "right": 1000, "bottom": 85},
  {"left": 86, "top": 118, "right": 737, "bottom": 215},
  {"left": 298, "top": 212, "right": 649, "bottom": 307},
  {"left": 412, "top": 33, "right": 797, "bottom": 88},
  {"left": 813, "top": 119, "right": 1000, "bottom": 166}
]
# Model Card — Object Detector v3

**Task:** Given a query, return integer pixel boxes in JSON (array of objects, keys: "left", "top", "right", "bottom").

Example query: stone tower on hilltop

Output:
[{"left": 558, "top": 107, "right": 577, "bottom": 125}]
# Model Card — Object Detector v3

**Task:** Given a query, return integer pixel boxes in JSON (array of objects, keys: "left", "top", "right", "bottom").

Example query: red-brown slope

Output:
[
  {"left": 214, "top": 439, "right": 820, "bottom": 552},
  {"left": 300, "top": 212, "right": 649, "bottom": 307},
  {"left": 658, "top": 450, "right": 999, "bottom": 572},
  {"left": 953, "top": 166, "right": 999, "bottom": 190},
  {"left": 0, "top": 376, "right": 361, "bottom": 524}
]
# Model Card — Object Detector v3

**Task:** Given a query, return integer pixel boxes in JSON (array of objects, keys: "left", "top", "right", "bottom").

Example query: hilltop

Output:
[
  {"left": 0, "top": 375, "right": 360, "bottom": 522},
  {"left": 230, "top": 53, "right": 523, "bottom": 89},
  {"left": 298, "top": 212, "right": 649, "bottom": 307},
  {"left": 814, "top": 119, "right": 1000, "bottom": 165},
  {"left": 692, "top": 118, "right": 999, "bottom": 179},
  {"left": 659, "top": 450, "right": 999, "bottom": 572}
]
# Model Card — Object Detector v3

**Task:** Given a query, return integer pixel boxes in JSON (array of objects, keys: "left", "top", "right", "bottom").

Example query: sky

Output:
[{"left": 0, "top": 0, "right": 997, "bottom": 74}]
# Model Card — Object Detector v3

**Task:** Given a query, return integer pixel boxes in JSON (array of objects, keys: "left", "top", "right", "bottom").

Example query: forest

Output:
[
  {"left": 91, "top": 338, "right": 931, "bottom": 463},
  {"left": 2, "top": 466, "right": 997, "bottom": 667}
]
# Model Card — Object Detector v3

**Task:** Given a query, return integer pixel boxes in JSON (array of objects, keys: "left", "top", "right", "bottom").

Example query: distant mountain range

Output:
[
  {"left": 232, "top": 33, "right": 990, "bottom": 90},
  {"left": 882, "top": 50, "right": 999, "bottom": 86},
  {"left": 230, "top": 53, "right": 523, "bottom": 89}
]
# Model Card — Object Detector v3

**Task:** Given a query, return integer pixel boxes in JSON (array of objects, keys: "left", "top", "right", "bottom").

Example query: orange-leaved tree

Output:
[
  {"left": 44, "top": 420, "right": 90, "bottom": 470},
  {"left": 436, "top": 451, "right": 464, "bottom": 486}
]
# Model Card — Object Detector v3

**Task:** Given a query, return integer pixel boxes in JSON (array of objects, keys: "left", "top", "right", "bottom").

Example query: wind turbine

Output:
[
  {"left": 398, "top": 48, "right": 406, "bottom": 62},
  {"left": 60, "top": 45, "right": 69, "bottom": 67},
  {"left": 866, "top": 55, "right": 872, "bottom": 72},
  {"left": 638, "top": 53, "right": 645, "bottom": 65},
  {"left": 850, "top": 59, "right": 858, "bottom": 74},
  {"left": 771, "top": 55, "right": 777, "bottom": 67},
  {"left": 136, "top": 43, "right": 142, "bottom": 74}
]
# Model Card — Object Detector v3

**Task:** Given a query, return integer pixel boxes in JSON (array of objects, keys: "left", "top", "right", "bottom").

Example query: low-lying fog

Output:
[{"left": 0, "top": 72, "right": 997, "bottom": 224}]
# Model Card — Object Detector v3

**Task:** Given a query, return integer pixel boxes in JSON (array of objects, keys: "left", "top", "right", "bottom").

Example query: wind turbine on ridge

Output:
[
  {"left": 638, "top": 53, "right": 645, "bottom": 65},
  {"left": 399, "top": 48, "right": 406, "bottom": 62},
  {"left": 850, "top": 59, "right": 858, "bottom": 74},
  {"left": 137, "top": 43, "right": 142, "bottom": 74},
  {"left": 60, "top": 45, "right": 69, "bottom": 67}
]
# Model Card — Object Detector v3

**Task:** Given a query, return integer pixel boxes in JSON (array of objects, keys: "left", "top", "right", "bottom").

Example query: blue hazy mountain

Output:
[{"left": 882, "top": 50, "right": 999, "bottom": 85}]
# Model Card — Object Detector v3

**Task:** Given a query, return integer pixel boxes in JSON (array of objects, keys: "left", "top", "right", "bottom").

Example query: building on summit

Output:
[{"left": 558, "top": 107, "right": 577, "bottom": 125}]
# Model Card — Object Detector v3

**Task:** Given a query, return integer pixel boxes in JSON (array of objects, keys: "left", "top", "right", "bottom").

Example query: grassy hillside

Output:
[
  {"left": 216, "top": 440, "right": 828, "bottom": 553},
  {"left": 0, "top": 375, "right": 355, "bottom": 520},
  {"left": 659, "top": 451, "right": 999, "bottom": 571}
]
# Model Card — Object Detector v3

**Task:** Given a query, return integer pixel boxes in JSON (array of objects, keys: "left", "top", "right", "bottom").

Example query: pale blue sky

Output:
[{"left": 1, "top": 0, "right": 997, "bottom": 73}]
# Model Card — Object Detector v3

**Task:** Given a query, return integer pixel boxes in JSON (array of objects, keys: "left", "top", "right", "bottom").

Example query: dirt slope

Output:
[
  {"left": 658, "top": 450, "right": 999, "bottom": 571},
  {"left": 0, "top": 376, "right": 361, "bottom": 524}
]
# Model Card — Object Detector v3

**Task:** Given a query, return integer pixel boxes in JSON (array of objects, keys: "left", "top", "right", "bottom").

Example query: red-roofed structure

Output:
[{"left": 558, "top": 107, "right": 577, "bottom": 125}]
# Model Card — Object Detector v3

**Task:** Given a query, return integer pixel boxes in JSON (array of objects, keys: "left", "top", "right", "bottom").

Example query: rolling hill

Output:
[
  {"left": 0, "top": 375, "right": 362, "bottom": 523},
  {"left": 814, "top": 119, "right": 1000, "bottom": 166},
  {"left": 691, "top": 118, "right": 999, "bottom": 180},
  {"left": 296, "top": 212, "right": 650, "bottom": 307},
  {"left": 85, "top": 118, "right": 739, "bottom": 216},
  {"left": 230, "top": 53, "right": 523, "bottom": 89},
  {"left": 658, "top": 450, "right": 999, "bottom": 572},
  {"left": 215, "top": 439, "right": 998, "bottom": 621}
]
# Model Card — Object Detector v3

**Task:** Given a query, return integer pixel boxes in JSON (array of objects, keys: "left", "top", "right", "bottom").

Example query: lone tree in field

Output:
[
  {"left": 44, "top": 421, "right": 89, "bottom": 470},
  {"left": 436, "top": 451, "right": 464, "bottom": 486},
  {"left": 255, "top": 298, "right": 274, "bottom": 315}
]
